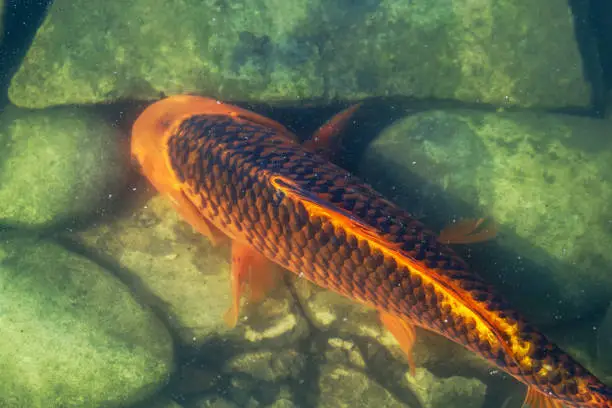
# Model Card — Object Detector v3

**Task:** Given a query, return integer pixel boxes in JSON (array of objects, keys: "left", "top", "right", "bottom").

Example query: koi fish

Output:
[{"left": 131, "top": 94, "right": 612, "bottom": 408}]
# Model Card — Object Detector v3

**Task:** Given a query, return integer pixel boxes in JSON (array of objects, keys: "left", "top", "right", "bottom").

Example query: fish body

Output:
[{"left": 131, "top": 95, "right": 612, "bottom": 408}]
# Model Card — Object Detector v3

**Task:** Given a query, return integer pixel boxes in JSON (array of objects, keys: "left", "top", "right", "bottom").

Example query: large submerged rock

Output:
[
  {"left": 0, "top": 235, "right": 174, "bottom": 407},
  {"left": 0, "top": 105, "right": 128, "bottom": 228},
  {"left": 8, "top": 0, "right": 595, "bottom": 110}
]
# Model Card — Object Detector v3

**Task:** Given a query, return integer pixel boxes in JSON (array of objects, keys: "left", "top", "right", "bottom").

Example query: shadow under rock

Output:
[
  {"left": 587, "top": 0, "right": 612, "bottom": 92},
  {"left": 109, "top": 88, "right": 601, "bottom": 152},
  {"left": 0, "top": 0, "right": 54, "bottom": 105},
  {"left": 567, "top": 0, "right": 608, "bottom": 116}
]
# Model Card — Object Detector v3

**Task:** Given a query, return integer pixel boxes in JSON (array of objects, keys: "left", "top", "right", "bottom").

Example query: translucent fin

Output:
[
  {"left": 522, "top": 387, "right": 566, "bottom": 408},
  {"left": 438, "top": 217, "right": 497, "bottom": 245},
  {"left": 379, "top": 311, "right": 418, "bottom": 376},
  {"left": 247, "top": 262, "right": 280, "bottom": 304},
  {"left": 168, "top": 190, "right": 228, "bottom": 247},
  {"left": 303, "top": 103, "right": 362, "bottom": 158},
  {"left": 223, "top": 242, "right": 277, "bottom": 328}
]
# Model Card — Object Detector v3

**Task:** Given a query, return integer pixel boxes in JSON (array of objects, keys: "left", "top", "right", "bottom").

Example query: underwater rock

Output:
[
  {"left": 317, "top": 364, "right": 486, "bottom": 408},
  {"left": 405, "top": 368, "right": 487, "bottom": 408},
  {"left": 317, "top": 365, "right": 406, "bottom": 407},
  {"left": 132, "top": 396, "right": 184, "bottom": 408},
  {"left": 8, "top": 0, "right": 595, "bottom": 110},
  {"left": 198, "top": 292, "right": 492, "bottom": 408},
  {"left": 268, "top": 398, "right": 298, "bottom": 408},
  {"left": 0, "top": 105, "right": 128, "bottom": 228},
  {"left": 358, "top": 110, "right": 612, "bottom": 324},
  {"left": 181, "top": 362, "right": 300, "bottom": 407},
  {"left": 223, "top": 356, "right": 306, "bottom": 408},
  {"left": 0, "top": 235, "right": 173, "bottom": 407},
  {"left": 73, "top": 193, "right": 309, "bottom": 348},
  {"left": 73, "top": 192, "right": 236, "bottom": 346},
  {"left": 191, "top": 396, "right": 239, "bottom": 408},
  {"left": 224, "top": 350, "right": 306, "bottom": 382}
]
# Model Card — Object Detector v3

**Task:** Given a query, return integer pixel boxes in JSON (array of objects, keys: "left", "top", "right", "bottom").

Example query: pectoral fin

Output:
[
  {"left": 438, "top": 217, "right": 497, "bottom": 245},
  {"left": 379, "top": 311, "right": 418, "bottom": 376},
  {"left": 224, "top": 242, "right": 279, "bottom": 328},
  {"left": 167, "top": 190, "right": 228, "bottom": 247}
]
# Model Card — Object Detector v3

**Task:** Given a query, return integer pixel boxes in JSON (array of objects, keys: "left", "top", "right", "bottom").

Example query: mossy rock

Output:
[
  {"left": 0, "top": 105, "right": 128, "bottom": 228},
  {"left": 0, "top": 235, "right": 174, "bottom": 407},
  {"left": 8, "top": 0, "right": 595, "bottom": 109}
]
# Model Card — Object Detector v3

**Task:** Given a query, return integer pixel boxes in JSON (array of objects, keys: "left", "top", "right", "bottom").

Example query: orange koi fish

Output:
[{"left": 131, "top": 95, "right": 611, "bottom": 408}]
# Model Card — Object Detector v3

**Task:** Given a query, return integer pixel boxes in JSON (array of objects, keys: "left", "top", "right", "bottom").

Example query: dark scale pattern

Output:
[{"left": 165, "top": 114, "right": 611, "bottom": 407}]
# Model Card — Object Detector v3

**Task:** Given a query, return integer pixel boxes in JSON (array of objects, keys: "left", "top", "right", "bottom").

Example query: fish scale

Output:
[{"left": 163, "top": 113, "right": 609, "bottom": 407}]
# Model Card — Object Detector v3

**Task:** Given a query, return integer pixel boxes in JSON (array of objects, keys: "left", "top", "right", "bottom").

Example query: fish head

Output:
[
  {"left": 131, "top": 93, "right": 299, "bottom": 196},
  {"left": 131, "top": 94, "right": 225, "bottom": 194}
]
